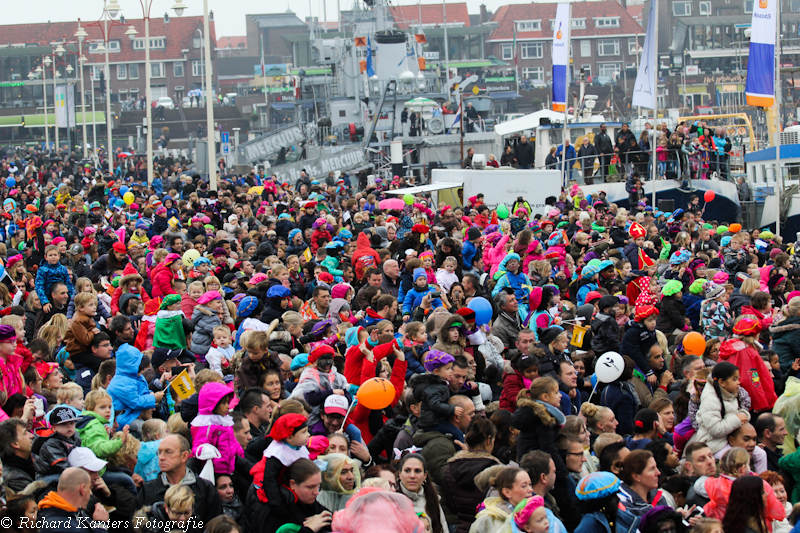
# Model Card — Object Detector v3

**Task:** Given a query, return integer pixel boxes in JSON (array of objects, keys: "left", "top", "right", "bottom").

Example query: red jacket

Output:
[
  {"left": 111, "top": 286, "right": 150, "bottom": 315},
  {"left": 350, "top": 348, "right": 407, "bottom": 444},
  {"left": 343, "top": 341, "right": 397, "bottom": 386},
  {"left": 352, "top": 233, "right": 381, "bottom": 281},
  {"left": 719, "top": 338, "right": 777, "bottom": 412},
  {"left": 150, "top": 263, "right": 176, "bottom": 299},
  {"left": 15, "top": 342, "right": 32, "bottom": 373},
  {"left": 740, "top": 305, "right": 774, "bottom": 331},
  {"left": 181, "top": 294, "right": 198, "bottom": 318},
  {"left": 499, "top": 370, "right": 525, "bottom": 412}
]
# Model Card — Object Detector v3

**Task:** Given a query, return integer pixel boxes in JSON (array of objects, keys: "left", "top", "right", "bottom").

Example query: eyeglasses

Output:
[{"left": 566, "top": 452, "right": 585, "bottom": 457}]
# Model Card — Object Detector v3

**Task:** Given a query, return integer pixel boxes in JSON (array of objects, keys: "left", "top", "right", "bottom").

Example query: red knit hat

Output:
[
  {"left": 318, "top": 272, "right": 334, "bottom": 284},
  {"left": 585, "top": 291, "right": 602, "bottom": 304},
  {"left": 308, "top": 344, "right": 335, "bottom": 364},
  {"left": 734, "top": 317, "right": 761, "bottom": 337},
  {"left": 411, "top": 224, "right": 429, "bottom": 234},
  {"left": 455, "top": 308, "right": 476, "bottom": 323},
  {"left": 269, "top": 413, "right": 308, "bottom": 442},
  {"left": 634, "top": 305, "right": 659, "bottom": 322},
  {"left": 112, "top": 242, "right": 127, "bottom": 254},
  {"left": 122, "top": 263, "right": 138, "bottom": 277}
]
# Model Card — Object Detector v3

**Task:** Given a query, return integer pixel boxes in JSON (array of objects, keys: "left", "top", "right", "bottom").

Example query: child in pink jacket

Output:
[
  {"left": 190, "top": 382, "right": 244, "bottom": 475},
  {"left": 486, "top": 231, "right": 511, "bottom": 277}
]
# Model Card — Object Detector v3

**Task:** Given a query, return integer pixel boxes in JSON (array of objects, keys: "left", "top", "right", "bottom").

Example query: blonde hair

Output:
[
  {"left": 188, "top": 281, "right": 205, "bottom": 293},
  {"left": 783, "top": 296, "right": 800, "bottom": 320},
  {"left": 108, "top": 432, "right": 141, "bottom": 469},
  {"left": 692, "top": 518, "right": 723, "bottom": 533},
  {"left": 74, "top": 277, "right": 95, "bottom": 295},
  {"left": 45, "top": 314, "right": 69, "bottom": 338},
  {"left": 740, "top": 278, "right": 760, "bottom": 296},
  {"left": 593, "top": 432, "right": 624, "bottom": 458},
  {"left": 225, "top": 300, "right": 236, "bottom": 321},
  {"left": 164, "top": 484, "right": 195, "bottom": 514},
  {"left": 1, "top": 315, "right": 23, "bottom": 332},
  {"left": 142, "top": 419, "right": 168, "bottom": 442},
  {"left": 38, "top": 325, "right": 62, "bottom": 355},
  {"left": 204, "top": 276, "right": 221, "bottom": 289},
  {"left": 581, "top": 402, "right": 614, "bottom": 433},
  {"left": 212, "top": 325, "right": 231, "bottom": 339},
  {"left": 194, "top": 368, "right": 224, "bottom": 389},
  {"left": 719, "top": 447, "right": 750, "bottom": 476},
  {"left": 57, "top": 382, "right": 84, "bottom": 404},
  {"left": 152, "top": 248, "right": 168, "bottom": 264},
  {"left": 241, "top": 330, "right": 269, "bottom": 352},
  {"left": 85, "top": 389, "right": 112, "bottom": 412},
  {"left": 167, "top": 413, "right": 189, "bottom": 440},
  {"left": 74, "top": 291, "right": 96, "bottom": 309},
  {"left": 529, "top": 260, "right": 551, "bottom": 278},
  {"left": 281, "top": 311, "right": 304, "bottom": 327}
]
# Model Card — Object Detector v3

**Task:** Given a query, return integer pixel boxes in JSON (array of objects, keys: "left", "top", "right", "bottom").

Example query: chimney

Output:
[
  {"left": 164, "top": 13, "right": 170, "bottom": 23},
  {"left": 209, "top": 10, "right": 214, "bottom": 21},
  {"left": 120, "top": 15, "right": 125, "bottom": 24},
  {"left": 480, "top": 4, "right": 488, "bottom": 23}
]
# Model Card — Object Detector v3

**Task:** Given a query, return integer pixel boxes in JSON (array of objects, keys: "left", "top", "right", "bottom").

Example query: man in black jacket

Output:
[
  {"left": 38, "top": 468, "right": 109, "bottom": 533},
  {"left": 136, "top": 435, "right": 222, "bottom": 527},
  {"left": 514, "top": 135, "right": 535, "bottom": 169},
  {"left": 594, "top": 124, "right": 614, "bottom": 179},
  {"left": 615, "top": 124, "right": 637, "bottom": 176},
  {"left": 0, "top": 418, "right": 36, "bottom": 493}
]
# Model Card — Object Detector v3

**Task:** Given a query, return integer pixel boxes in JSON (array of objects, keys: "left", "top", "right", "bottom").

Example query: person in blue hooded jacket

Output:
[
  {"left": 492, "top": 252, "right": 532, "bottom": 321},
  {"left": 162, "top": 195, "right": 179, "bottom": 219},
  {"left": 107, "top": 344, "right": 164, "bottom": 429},
  {"left": 402, "top": 268, "right": 442, "bottom": 320}
]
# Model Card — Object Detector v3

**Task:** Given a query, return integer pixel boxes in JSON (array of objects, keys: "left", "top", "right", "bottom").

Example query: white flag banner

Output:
[{"left": 632, "top": 0, "right": 657, "bottom": 110}]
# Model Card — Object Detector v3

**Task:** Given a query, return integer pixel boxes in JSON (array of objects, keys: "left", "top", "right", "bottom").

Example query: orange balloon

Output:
[
  {"left": 683, "top": 332, "right": 706, "bottom": 356},
  {"left": 729, "top": 223, "right": 742, "bottom": 233},
  {"left": 357, "top": 377, "right": 396, "bottom": 410}
]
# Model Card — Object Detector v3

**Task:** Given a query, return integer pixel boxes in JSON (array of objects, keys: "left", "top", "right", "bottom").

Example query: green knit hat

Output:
[
  {"left": 689, "top": 278, "right": 708, "bottom": 295},
  {"left": 160, "top": 294, "right": 182, "bottom": 310},
  {"left": 662, "top": 280, "right": 683, "bottom": 297}
]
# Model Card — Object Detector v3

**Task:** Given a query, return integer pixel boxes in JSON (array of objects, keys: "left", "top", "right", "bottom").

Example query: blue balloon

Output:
[
  {"left": 468, "top": 297, "right": 493, "bottom": 327},
  {"left": 5, "top": 177, "right": 14, "bottom": 188},
  {"left": 120, "top": 185, "right": 129, "bottom": 195}
]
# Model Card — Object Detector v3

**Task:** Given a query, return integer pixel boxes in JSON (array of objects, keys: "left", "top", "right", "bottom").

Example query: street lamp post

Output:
[
  {"left": 34, "top": 59, "right": 49, "bottom": 150},
  {"left": 48, "top": 56, "right": 59, "bottom": 150},
  {"left": 88, "top": 0, "right": 127, "bottom": 172},
  {"left": 125, "top": 0, "right": 187, "bottom": 184},
  {"left": 201, "top": 0, "right": 216, "bottom": 190},
  {"left": 75, "top": 22, "right": 89, "bottom": 159}
]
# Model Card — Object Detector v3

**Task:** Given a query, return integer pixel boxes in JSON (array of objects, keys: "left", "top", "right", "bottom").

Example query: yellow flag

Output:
[
  {"left": 170, "top": 369, "right": 195, "bottom": 400},
  {"left": 303, "top": 247, "right": 312, "bottom": 262},
  {"left": 570, "top": 325, "right": 587, "bottom": 347}
]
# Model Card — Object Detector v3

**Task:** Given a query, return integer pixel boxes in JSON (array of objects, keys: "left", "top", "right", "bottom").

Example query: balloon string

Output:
[
  {"left": 587, "top": 383, "right": 599, "bottom": 404},
  {"left": 341, "top": 400, "right": 357, "bottom": 428}
]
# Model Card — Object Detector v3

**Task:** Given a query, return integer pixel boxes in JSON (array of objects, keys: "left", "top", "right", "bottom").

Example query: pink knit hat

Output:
[
  {"left": 331, "top": 283, "right": 353, "bottom": 300},
  {"left": 713, "top": 271, "right": 729, "bottom": 284}
]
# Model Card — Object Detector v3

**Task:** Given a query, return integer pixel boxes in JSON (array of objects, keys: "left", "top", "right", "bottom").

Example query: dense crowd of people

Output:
[{"left": 0, "top": 147, "right": 798, "bottom": 533}]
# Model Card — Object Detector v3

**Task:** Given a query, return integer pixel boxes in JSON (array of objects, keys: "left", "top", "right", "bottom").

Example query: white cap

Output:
[
  {"left": 324, "top": 394, "right": 349, "bottom": 417},
  {"left": 68, "top": 447, "right": 108, "bottom": 472}
]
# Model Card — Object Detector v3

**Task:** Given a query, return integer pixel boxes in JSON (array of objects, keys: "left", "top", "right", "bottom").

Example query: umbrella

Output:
[
  {"left": 248, "top": 186, "right": 264, "bottom": 195},
  {"left": 183, "top": 170, "right": 199, "bottom": 178},
  {"left": 118, "top": 152, "right": 132, "bottom": 158},
  {"left": 405, "top": 97, "right": 437, "bottom": 107},
  {"left": 378, "top": 198, "right": 406, "bottom": 211}
]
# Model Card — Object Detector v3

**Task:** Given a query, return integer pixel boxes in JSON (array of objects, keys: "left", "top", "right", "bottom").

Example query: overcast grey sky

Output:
[{"left": 5, "top": 0, "right": 541, "bottom": 39}]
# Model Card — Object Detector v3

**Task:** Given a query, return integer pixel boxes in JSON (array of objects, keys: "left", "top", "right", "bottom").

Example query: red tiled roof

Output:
[
  {"left": 218, "top": 36, "right": 246, "bottom": 49},
  {"left": 390, "top": 3, "right": 470, "bottom": 29},
  {"left": 627, "top": 4, "right": 645, "bottom": 22},
  {"left": 489, "top": 1, "right": 643, "bottom": 41},
  {"left": 0, "top": 16, "right": 215, "bottom": 64}
]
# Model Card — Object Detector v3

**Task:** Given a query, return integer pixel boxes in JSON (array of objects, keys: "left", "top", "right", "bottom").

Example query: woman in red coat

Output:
[
  {"left": 150, "top": 253, "right": 182, "bottom": 299},
  {"left": 499, "top": 351, "right": 539, "bottom": 413}
]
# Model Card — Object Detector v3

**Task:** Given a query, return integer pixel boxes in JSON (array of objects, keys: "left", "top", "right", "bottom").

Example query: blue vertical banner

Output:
[
  {"left": 366, "top": 36, "right": 375, "bottom": 78},
  {"left": 745, "top": 0, "right": 776, "bottom": 106},
  {"left": 551, "top": 4, "right": 571, "bottom": 112}
]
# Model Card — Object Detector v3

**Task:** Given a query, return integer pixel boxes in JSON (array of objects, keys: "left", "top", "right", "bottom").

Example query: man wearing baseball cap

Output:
[{"left": 310, "top": 395, "right": 350, "bottom": 436}]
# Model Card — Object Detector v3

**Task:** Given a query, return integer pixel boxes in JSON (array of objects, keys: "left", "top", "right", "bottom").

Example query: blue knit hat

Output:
[
  {"left": 413, "top": 268, "right": 427, "bottom": 281},
  {"left": 291, "top": 353, "right": 310, "bottom": 371},
  {"left": 288, "top": 228, "right": 302, "bottom": 241},
  {"left": 237, "top": 296, "right": 259, "bottom": 318},
  {"left": 267, "top": 285, "right": 292, "bottom": 298},
  {"left": 669, "top": 249, "right": 691, "bottom": 265}
]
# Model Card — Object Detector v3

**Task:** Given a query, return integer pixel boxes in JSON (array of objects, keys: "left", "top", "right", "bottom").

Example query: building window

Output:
[
  {"left": 582, "top": 64, "right": 591, "bottom": 75},
  {"left": 597, "top": 39, "right": 619, "bottom": 56},
  {"left": 88, "top": 41, "right": 120, "bottom": 54},
  {"left": 117, "top": 64, "right": 127, "bottom": 80},
  {"left": 501, "top": 43, "right": 514, "bottom": 60},
  {"left": 174, "top": 62, "right": 184, "bottom": 77},
  {"left": 129, "top": 63, "right": 139, "bottom": 79},
  {"left": 133, "top": 38, "right": 166, "bottom": 50},
  {"left": 151, "top": 62, "right": 165, "bottom": 78},
  {"left": 572, "top": 19, "right": 586, "bottom": 29},
  {"left": 744, "top": 0, "right": 754, "bottom": 12},
  {"left": 521, "top": 42, "right": 543, "bottom": 59},
  {"left": 595, "top": 17, "right": 620, "bottom": 28},
  {"left": 192, "top": 60, "right": 205, "bottom": 77},
  {"left": 700, "top": 1, "right": 712, "bottom": 14},
  {"left": 89, "top": 65, "right": 105, "bottom": 80},
  {"left": 792, "top": 0, "right": 800, "bottom": 12},
  {"left": 629, "top": 38, "right": 640, "bottom": 54},
  {"left": 193, "top": 36, "right": 202, "bottom": 48},
  {"left": 523, "top": 67, "right": 544, "bottom": 81},
  {"left": 516, "top": 20, "right": 541, "bottom": 32},
  {"left": 598, "top": 62, "right": 621, "bottom": 77},
  {"left": 673, "top": 1, "right": 692, "bottom": 16},
  {"left": 580, "top": 40, "right": 591, "bottom": 57}
]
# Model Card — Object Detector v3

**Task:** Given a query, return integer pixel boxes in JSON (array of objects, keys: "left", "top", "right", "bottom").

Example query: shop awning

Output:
[
  {"left": 24, "top": 111, "right": 106, "bottom": 128},
  {"left": 489, "top": 91, "right": 521, "bottom": 101}
]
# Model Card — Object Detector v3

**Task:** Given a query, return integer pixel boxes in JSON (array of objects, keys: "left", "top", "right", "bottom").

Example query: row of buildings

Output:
[{"left": 0, "top": 0, "right": 794, "bottom": 124}]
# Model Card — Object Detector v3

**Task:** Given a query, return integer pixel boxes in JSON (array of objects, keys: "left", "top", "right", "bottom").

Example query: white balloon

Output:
[{"left": 595, "top": 351, "right": 624, "bottom": 383}]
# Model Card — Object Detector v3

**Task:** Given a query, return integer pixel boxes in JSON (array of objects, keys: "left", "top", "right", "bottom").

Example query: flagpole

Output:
[
  {"left": 651, "top": 0, "right": 659, "bottom": 209},
  {"left": 261, "top": 34, "right": 268, "bottom": 112},
  {"left": 775, "top": 5, "right": 782, "bottom": 238},
  {"left": 514, "top": 24, "right": 519, "bottom": 96},
  {"left": 563, "top": 4, "right": 571, "bottom": 187}
]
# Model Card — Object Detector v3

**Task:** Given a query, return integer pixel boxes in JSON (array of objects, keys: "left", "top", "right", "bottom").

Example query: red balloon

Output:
[{"left": 704, "top": 190, "right": 716, "bottom": 202}]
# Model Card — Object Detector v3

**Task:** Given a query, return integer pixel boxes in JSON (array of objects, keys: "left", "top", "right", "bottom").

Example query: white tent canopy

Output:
[
  {"left": 384, "top": 182, "right": 463, "bottom": 195},
  {"left": 494, "top": 109, "right": 566, "bottom": 137}
]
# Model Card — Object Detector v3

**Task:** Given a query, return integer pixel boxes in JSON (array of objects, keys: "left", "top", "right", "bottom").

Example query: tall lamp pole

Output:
[
  {"left": 33, "top": 56, "right": 50, "bottom": 150},
  {"left": 125, "top": 0, "right": 187, "bottom": 184},
  {"left": 201, "top": 0, "right": 216, "bottom": 190},
  {"left": 88, "top": 0, "right": 127, "bottom": 172},
  {"left": 75, "top": 21, "right": 89, "bottom": 159}
]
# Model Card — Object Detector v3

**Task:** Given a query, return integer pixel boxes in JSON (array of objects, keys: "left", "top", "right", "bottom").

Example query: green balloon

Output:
[
  {"left": 497, "top": 204, "right": 509, "bottom": 219},
  {"left": 404, "top": 193, "right": 414, "bottom": 205}
]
